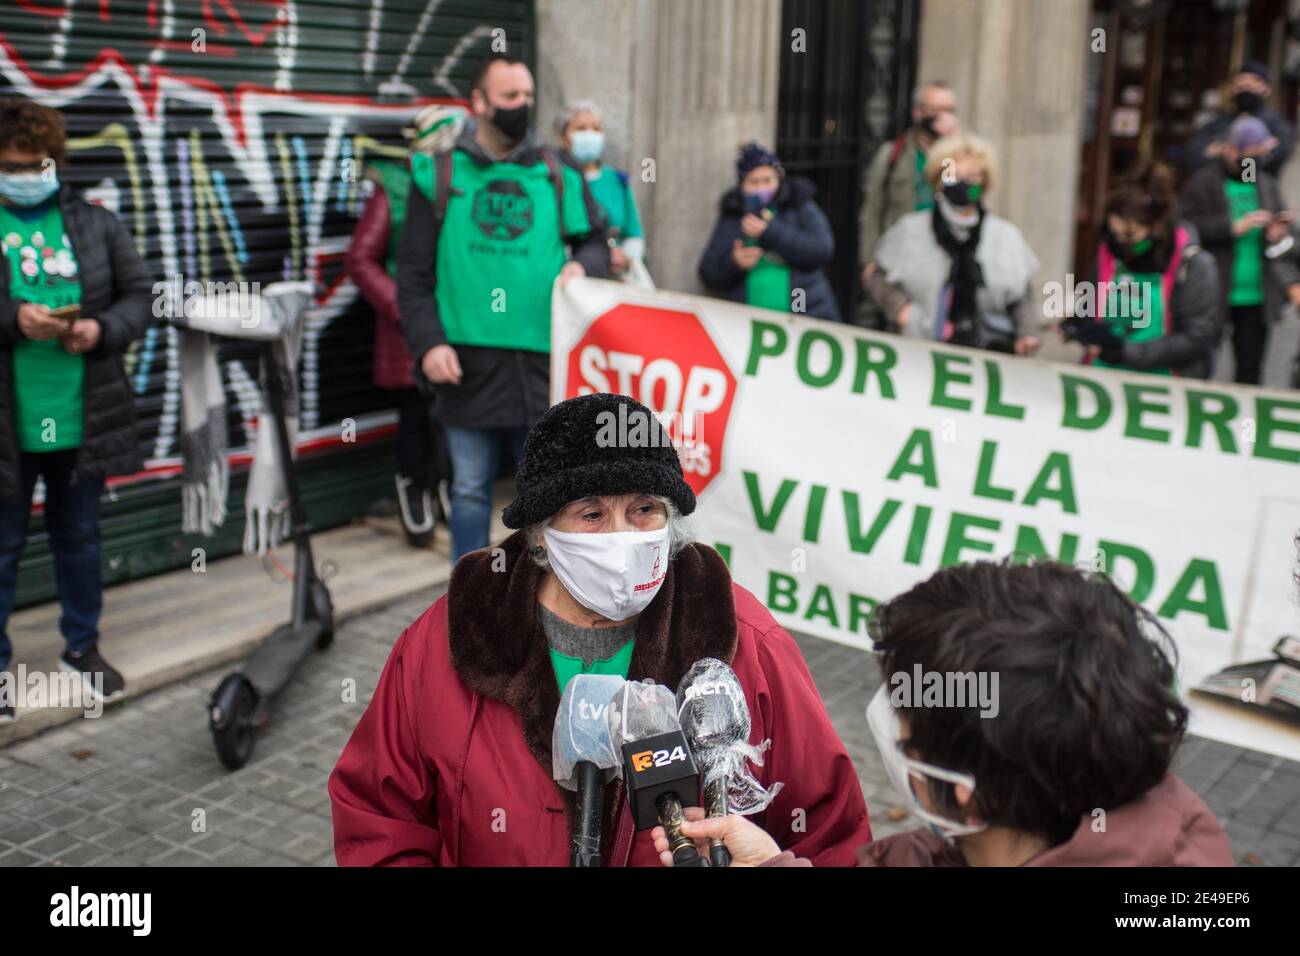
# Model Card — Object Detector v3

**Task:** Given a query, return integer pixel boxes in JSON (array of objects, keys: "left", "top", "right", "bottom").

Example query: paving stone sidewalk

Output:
[{"left": 1, "top": 588, "right": 1297, "bottom": 866}]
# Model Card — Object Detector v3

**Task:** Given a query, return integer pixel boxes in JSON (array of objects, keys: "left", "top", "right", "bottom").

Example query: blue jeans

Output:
[
  {"left": 0, "top": 450, "right": 103, "bottom": 672},
  {"left": 444, "top": 425, "right": 528, "bottom": 563}
]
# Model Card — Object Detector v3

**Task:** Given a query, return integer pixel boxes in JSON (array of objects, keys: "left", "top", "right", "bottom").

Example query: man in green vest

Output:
[
  {"left": 397, "top": 54, "right": 609, "bottom": 563},
  {"left": 347, "top": 104, "right": 465, "bottom": 549}
]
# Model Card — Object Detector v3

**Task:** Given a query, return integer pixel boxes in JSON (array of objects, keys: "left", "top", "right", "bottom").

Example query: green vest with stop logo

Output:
[{"left": 410, "top": 148, "right": 593, "bottom": 354}]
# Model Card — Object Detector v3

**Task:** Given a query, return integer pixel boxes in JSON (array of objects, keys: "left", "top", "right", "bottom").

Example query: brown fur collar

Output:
[{"left": 446, "top": 529, "right": 739, "bottom": 779}]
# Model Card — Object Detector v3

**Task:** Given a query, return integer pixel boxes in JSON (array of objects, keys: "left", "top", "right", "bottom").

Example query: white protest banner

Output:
[{"left": 551, "top": 278, "right": 1300, "bottom": 759}]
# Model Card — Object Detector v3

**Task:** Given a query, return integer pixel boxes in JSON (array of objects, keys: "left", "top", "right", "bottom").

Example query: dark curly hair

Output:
[
  {"left": 1105, "top": 161, "right": 1178, "bottom": 231},
  {"left": 0, "top": 97, "right": 68, "bottom": 169},
  {"left": 871, "top": 558, "right": 1188, "bottom": 847}
]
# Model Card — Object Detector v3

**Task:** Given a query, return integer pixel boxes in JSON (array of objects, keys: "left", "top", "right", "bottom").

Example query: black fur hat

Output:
[{"left": 501, "top": 393, "right": 697, "bottom": 529}]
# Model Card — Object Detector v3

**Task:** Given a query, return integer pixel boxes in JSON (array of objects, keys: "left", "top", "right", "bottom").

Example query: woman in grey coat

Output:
[{"left": 866, "top": 133, "right": 1040, "bottom": 356}]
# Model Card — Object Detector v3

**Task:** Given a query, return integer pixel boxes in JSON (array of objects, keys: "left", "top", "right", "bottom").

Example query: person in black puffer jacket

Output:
[
  {"left": 0, "top": 98, "right": 153, "bottom": 714},
  {"left": 698, "top": 141, "right": 841, "bottom": 322}
]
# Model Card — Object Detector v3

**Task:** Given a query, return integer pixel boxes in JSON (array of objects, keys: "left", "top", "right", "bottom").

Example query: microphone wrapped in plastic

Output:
[
  {"left": 676, "top": 658, "right": 783, "bottom": 867},
  {"left": 552, "top": 674, "right": 626, "bottom": 867},
  {"left": 607, "top": 679, "right": 709, "bottom": 866}
]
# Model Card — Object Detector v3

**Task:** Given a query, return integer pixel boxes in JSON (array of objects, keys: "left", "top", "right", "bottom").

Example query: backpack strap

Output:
[
  {"left": 881, "top": 133, "right": 909, "bottom": 193},
  {"left": 433, "top": 148, "right": 455, "bottom": 235},
  {"left": 539, "top": 147, "right": 566, "bottom": 232}
]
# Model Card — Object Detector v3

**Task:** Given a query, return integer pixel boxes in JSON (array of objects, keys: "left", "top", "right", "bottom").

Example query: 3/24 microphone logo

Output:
[{"left": 630, "top": 746, "right": 688, "bottom": 773}]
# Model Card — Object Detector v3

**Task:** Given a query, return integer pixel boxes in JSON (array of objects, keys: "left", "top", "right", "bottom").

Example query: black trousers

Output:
[
  {"left": 393, "top": 387, "right": 450, "bottom": 491},
  {"left": 1229, "top": 304, "right": 1267, "bottom": 385}
]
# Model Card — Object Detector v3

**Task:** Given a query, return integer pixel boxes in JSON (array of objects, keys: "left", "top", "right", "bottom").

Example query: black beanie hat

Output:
[{"left": 502, "top": 393, "right": 697, "bottom": 529}]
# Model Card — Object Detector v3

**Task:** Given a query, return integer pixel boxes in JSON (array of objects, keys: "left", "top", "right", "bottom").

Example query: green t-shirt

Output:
[
  {"left": 913, "top": 147, "right": 933, "bottom": 211},
  {"left": 410, "top": 149, "right": 596, "bottom": 353},
  {"left": 548, "top": 639, "right": 636, "bottom": 691},
  {"left": 1096, "top": 266, "right": 1171, "bottom": 377},
  {"left": 586, "top": 166, "right": 643, "bottom": 242},
  {"left": 1224, "top": 178, "right": 1264, "bottom": 307},
  {"left": 0, "top": 202, "right": 84, "bottom": 451},
  {"left": 744, "top": 204, "right": 792, "bottom": 312}
]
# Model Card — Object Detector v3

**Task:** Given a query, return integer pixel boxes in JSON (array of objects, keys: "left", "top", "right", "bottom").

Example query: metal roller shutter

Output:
[{"left": 0, "top": 0, "right": 536, "bottom": 606}]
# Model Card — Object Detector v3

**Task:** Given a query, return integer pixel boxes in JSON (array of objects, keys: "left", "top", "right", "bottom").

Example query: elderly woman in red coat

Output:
[{"left": 328, "top": 392, "right": 871, "bottom": 866}]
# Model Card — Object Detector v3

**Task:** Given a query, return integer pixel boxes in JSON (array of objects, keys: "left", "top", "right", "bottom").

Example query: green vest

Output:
[
  {"left": 1096, "top": 266, "right": 1171, "bottom": 377},
  {"left": 368, "top": 159, "right": 412, "bottom": 278},
  {"left": 0, "top": 202, "right": 84, "bottom": 451},
  {"left": 548, "top": 639, "right": 636, "bottom": 691},
  {"left": 409, "top": 148, "right": 594, "bottom": 353}
]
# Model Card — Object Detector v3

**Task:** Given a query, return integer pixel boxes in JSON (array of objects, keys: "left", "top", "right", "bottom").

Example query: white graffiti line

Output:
[
  {"left": 432, "top": 24, "right": 497, "bottom": 97},
  {"left": 387, "top": 0, "right": 444, "bottom": 92},
  {"left": 273, "top": 0, "right": 299, "bottom": 93},
  {"left": 362, "top": 0, "right": 385, "bottom": 79},
  {"left": 149, "top": 0, "right": 177, "bottom": 65},
  {"left": 224, "top": 357, "right": 262, "bottom": 431}
]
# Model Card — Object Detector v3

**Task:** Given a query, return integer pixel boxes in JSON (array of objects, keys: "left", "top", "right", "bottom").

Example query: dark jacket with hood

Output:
[
  {"left": 396, "top": 127, "right": 609, "bottom": 431},
  {"left": 0, "top": 187, "right": 153, "bottom": 503},
  {"left": 698, "top": 175, "right": 841, "bottom": 322},
  {"left": 1179, "top": 162, "right": 1300, "bottom": 332},
  {"left": 763, "top": 773, "right": 1233, "bottom": 867}
]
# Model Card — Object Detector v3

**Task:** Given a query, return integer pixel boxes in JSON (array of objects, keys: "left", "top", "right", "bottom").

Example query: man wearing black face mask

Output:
[
  {"left": 1185, "top": 60, "right": 1294, "bottom": 177},
  {"left": 397, "top": 54, "right": 610, "bottom": 564}
]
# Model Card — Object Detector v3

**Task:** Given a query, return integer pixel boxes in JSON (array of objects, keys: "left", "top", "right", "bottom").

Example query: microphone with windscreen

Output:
[
  {"left": 676, "top": 658, "right": 784, "bottom": 867},
  {"left": 552, "top": 674, "right": 626, "bottom": 867},
  {"left": 607, "top": 679, "right": 709, "bottom": 866}
]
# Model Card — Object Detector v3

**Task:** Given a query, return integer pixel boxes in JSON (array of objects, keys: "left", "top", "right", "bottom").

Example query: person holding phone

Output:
[
  {"left": 0, "top": 97, "right": 153, "bottom": 719},
  {"left": 698, "top": 141, "right": 840, "bottom": 321},
  {"left": 1180, "top": 115, "right": 1300, "bottom": 384}
]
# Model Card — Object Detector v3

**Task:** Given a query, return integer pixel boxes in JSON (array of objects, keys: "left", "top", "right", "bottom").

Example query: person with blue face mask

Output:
[
  {"left": 555, "top": 100, "right": 646, "bottom": 283},
  {"left": 697, "top": 141, "right": 841, "bottom": 321},
  {"left": 0, "top": 98, "right": 154, "bottom": 720}
]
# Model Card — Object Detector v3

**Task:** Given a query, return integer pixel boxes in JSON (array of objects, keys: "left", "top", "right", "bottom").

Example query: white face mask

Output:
[
  {"left": 542, "top": 525, "right": 671, "bottom": 622},
  {"left": 865, "top": 686, "right": 987, "bottom": 840}
]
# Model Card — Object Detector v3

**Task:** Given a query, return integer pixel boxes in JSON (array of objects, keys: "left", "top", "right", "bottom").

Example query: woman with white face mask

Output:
[{"left": 329, "top": 392, "right": 872, "bottom": 866}]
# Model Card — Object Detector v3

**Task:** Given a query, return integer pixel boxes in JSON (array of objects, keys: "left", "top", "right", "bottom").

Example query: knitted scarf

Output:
[
  {"left": 931, "top": 200, "right": 986, "bottom": 347},
  {"left": 178, "top": 282, "right": 312, "bottom": 555}
]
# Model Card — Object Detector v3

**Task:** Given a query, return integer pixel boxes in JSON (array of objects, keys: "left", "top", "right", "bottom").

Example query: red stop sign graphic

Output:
[{"left": 564, "top": 302, "right": 737, "bottom": 498}]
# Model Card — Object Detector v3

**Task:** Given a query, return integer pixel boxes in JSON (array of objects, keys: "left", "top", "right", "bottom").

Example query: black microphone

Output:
[
  {"left": 608, "top": 679, "right": 709, "bottom": 867},
  {"left": 676, "top": 658, "right": 751, "bottom": 867},
  {"left": 552, "top": 674, "right": 626, "bottom": 867}
]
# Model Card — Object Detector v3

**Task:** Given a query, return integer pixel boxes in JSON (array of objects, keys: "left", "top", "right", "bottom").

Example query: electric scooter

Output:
[{"left": 186, "top": 283, "right": 335, "bottom": 770}]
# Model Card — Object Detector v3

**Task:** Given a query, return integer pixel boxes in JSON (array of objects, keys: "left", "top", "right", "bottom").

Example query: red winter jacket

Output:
[
  {"left": 346, "top": 185, "right": 417, "bottom": 390},
  {"left": 329, "top": 532, "right": 872, "bottom": 866}
]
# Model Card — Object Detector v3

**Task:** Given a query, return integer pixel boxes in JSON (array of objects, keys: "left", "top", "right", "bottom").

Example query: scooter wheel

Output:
[
  {"left": 312, "top": 578, "right": 335, "bottom": 650},
  {"left": 211, "top": 680, "right": 257, "bottom": 770}
]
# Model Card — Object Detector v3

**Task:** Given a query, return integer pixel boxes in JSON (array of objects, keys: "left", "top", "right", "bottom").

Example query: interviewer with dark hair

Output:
[{"left": 654, "top": 559, "right": 1233, "bottom": 867}]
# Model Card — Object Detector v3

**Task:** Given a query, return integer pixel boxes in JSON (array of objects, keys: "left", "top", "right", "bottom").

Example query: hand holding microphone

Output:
[
  {"left": 608, "top": 679, "right": 710, "bottom": 866},
  {"left": 650, "top": 808, "right": 781, "bottom": 867}
]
